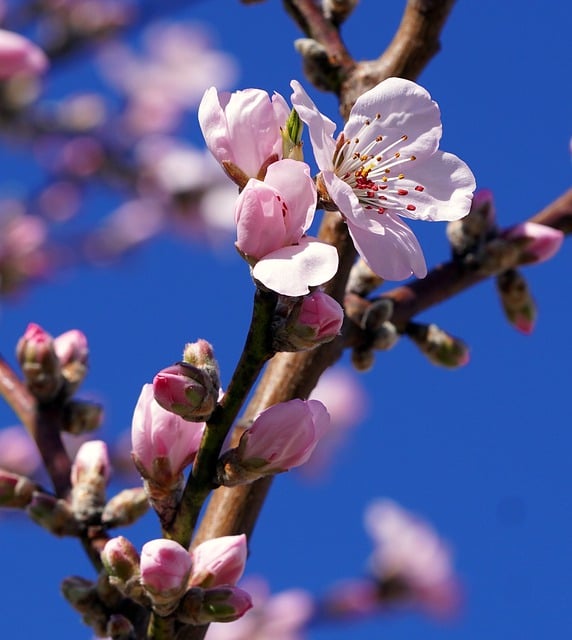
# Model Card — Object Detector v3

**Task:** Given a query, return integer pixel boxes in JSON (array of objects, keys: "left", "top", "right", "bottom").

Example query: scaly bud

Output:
[
  {"left": 217, "top": 399, "right": 330, "bottom": 486},
  {"left": 106, "top": 614, "right": 135, "bottom": 640},
  {"left": 177, "top": 586, "right": 253, "bottom": 625},
  {"left": 27, "top": 491, "right": 80, "bottom": 536},
  {"left": 101, "top": 487, "right": 149, "bottom": 528},
  {"left": 140, "top": 539, "right": 192, "bottom": 615},
  {"left": 189, "top": 534, "right": 247, "bottom": 589},
  {"left": 406, "top": 323, "right": 470, "bottom": 368},
  {"left": 16, "top": 323, "right": 63, "bottom": 401},
  {"left": 347, "top": 258, "right": 384, "bottom": 296},
  {"left": 0, "top": 469, "right": 37, "bottom": 508},
  {"left": 153, "top": 361, "right": 218, "bottom": 422},
  {"left": 496, "top": 268, "right": 536, "bottom": 334},
  {"left": 446, "top": 188, "right": 497, "bottom": 258},
  {"left": 182, "top": 339, "right": 221, "bottom": 389},
  {"left": 60, "top": 576, "right": 109, "bottom": 637},
  {"left": 62, "top": 400, "right": 104, "bottom": 435},
  {"left": 323, "top": 0, "right": 360, "bottom": 25},
  {"left": 101, "top": 536, "right": 148, "bottom": 604},
  {"left": 53, "top": 329, "right": 89, "bottom": 394},
  {"left": 70, "top": 440, "right": 110, "bottom": 523}
]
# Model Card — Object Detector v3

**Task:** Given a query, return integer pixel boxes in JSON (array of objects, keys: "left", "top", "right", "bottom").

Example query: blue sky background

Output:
[{"left": 0, "top": 1, "right": 571, "bottom": 638}]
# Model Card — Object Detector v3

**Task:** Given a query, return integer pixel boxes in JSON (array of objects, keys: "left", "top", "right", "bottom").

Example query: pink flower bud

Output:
[
  {"left": 153, "top": 362, "right": 218, "bottom": 422},
  {"left": 496, "top": 268, "right": 536, "bottom": 334},
  {"left": 217, "top": 399, "right": 330, "bottom": 485},
  {"left": 0, "top": 469, "right": 36, "bottom": 508},
  {"left": 407, "top": 323, "right": 470, "bottom": 368},
  {"left": 70, "top": 440, "right": 111, "bottom": 522},
  {"left": 54, "top": 329, "right": 89, "bottom": 392},
  {"left": 0, "top": 29, "right": 48, "bottom": 79},
  {"left": 0, "top": 426, "right": 41, "bottom": 475},
  {"left": 198, "top": 86, "right": 290, "bottom": 185},
  {"left": 502, "top": 221, "right": 564, "bottom": 266},
  {"left": 297, "top": 291, "right": 344, "bottom": 341},
  {"left": 177, "top": 586, "right": 253, "bottom": 625},
  {"left": 140, "top": 539, "right": 192, "bottom": 609},
  {"left": 16, "top": 322, "right": 63, "bottom": 401},
  {"left": 131, "top": 384, "right": 205, "bottom": 483},
  {"left": 189, "top": 534, "right": 247, "bottom": 588},
  {"left": 101, "top": 536, "right": 141, "bottom": 583}
]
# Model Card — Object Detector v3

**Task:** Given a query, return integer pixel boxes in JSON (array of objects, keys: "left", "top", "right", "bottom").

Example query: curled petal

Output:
[{"left": 252, "top": 237, "right": 339, "bottom": 297}]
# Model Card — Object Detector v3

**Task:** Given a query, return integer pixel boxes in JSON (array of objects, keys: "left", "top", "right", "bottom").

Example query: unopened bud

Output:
[
  {"left": 177, "top": 586, "right": 253, "bottom": 625},
  {"left": 53, "top": 329, "right": 89, "bottom": 394},
  {"left": 372, "top": 322, "right": 399, "bottom": 351},
  {"left": 140, "top": 539, "right": 192, "bottom": 615},
  {"left": 182, "top": 339, "right": 220, "bottom": 383},
  {"left": 0, "top": 469, "right": 37, "bottom": 508},
  {"left": 189, "top": 535, "right": 247, "bottom": 589},
  {"left": 294, "top": 38, "right": 337, "bottom": 92},
  {"left": 16, "top": 323, "right": 63, "bottom": 401},
  {"left": 70, "top": 440, "right": 110, "bottom": 523},
  {"left": 282, "top": 108, "right": 304, "bottom": 161},
  {"left": 361, "top": 298, "right": 394, "bottom": 332},
  {"left": 347, "top": 258, "right": 384, "bottom": 296},
  {"left": 273, "top": 292, "right": 344, "bottom": 352},
  {"left": 496, "top": 268, "right": 536, "bottom": 334},
  {"left": 60, "top": 576, "right": 108, "bottom": 637},
  {"left": 407, "top": 323, "right": 470, "bottom": 368},
  {"left": 101, "top": 536, "right": 141, "bottom": 584},
  {"left": 153, "top": 362, "right": 218, "bottom": 422},
  {"left": 62, "top": 400, "right": 104, "bottom": 435},
  {"left": 27, "top": 491, "right": 80, "bottom": 536},
  {"left": 101, "top": 487, "right": 149, "bottom": 528},
  {"left": 351, "top": 347, "right": 375, "bottom": 372},
  {"left": 502, "top": 222, "right": 563, "bottom": 266}
]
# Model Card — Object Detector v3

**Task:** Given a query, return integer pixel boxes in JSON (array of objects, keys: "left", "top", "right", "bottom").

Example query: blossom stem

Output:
[
  {"left": 147, "top": 612, "right": 175, "bottom": 640},
  {"left": 166, "top": 288, "right": 278, "bottom": 548}
]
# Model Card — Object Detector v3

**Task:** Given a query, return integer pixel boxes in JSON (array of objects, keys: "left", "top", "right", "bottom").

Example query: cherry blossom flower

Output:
[
  {"left": 291, "top": 78, "right": 476, "bottom": 280},
  {"left": 0, "top": 29, "right": 48, "bottom": 79},
  {"left": 235, "top": 159, "right": 338, "bottom": 296}
]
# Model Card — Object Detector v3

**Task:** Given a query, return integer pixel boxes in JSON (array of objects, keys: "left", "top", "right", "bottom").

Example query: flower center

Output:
[{"left": 332, "top": 115, "right": 424, "bottom": 215}]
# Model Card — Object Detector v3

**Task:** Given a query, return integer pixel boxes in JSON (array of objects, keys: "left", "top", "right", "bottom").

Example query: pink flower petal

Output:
[{"left": 252, "top": 237, "right": 338, "bottom": 297}]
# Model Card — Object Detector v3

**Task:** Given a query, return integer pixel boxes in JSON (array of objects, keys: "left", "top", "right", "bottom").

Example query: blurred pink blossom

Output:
[
  {"left": 364, "top": 499, "right": 461, "bottom": 616},
  {"left": 0, "top": 29, "right": 48, "bottom": 79},
  {"left": 502, "top": 221, "right": 564, "bottom": 265},
  {"left": 0, "top": 426, "right": 41, "bottom": 475}
]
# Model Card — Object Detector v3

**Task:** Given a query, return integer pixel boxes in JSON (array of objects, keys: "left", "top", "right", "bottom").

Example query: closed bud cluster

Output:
[
  {"left": 53, "top": 329, "right": 89, "bottom": 394},
  {"left": 273, "top": 291, "right": 344, "bottom": 352},
  {"left": 16, "top": 323, "right": 63, "bottom": 401},
  {"left": 153, "top": 361, "right": 218, "bottom": 422},
  {"left": 446, "top": 188, "right": 497, "bottom": 259},
  {"left": 70, "top": 440, "right": 111, "bottom": 523},
  {"left": 496, "top": 268, "right": 536, "bottom": 334},
  {"left": 101, "top": 487, "right": 149, "bottom": 528},
  {"left": 407, "top": 323, "right": 470, "bottom": 368},
  {"left": 0, "top": 469, "right": 37, "bottom": 508},
  {"left": 217, "top": 399, "right": 330, "bottom": 486},
  {"left": 27, "top": 491, "right": 80, "bottom": 536}
]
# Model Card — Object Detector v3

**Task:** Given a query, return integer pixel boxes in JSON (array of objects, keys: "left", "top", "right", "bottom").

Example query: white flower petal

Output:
[{"left": 252, "top": 236, "right": 339, "bottom": 296}]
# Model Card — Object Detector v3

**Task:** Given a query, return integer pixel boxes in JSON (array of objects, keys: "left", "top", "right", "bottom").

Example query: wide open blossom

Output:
[
  {"left": 235, "top": 159, "right": 338, "bottom": 296},
  {"left": 291, "top": 78, "right": 476, "bottom": 280}
]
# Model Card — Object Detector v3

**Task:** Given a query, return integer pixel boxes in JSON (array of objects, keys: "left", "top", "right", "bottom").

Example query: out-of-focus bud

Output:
[
  {"left": 70, "top": 440, "right": 110, "bottom": 523},
  {"left": 0, "top": 29, "right": 48, "bottom": 79},
  {"left": 496, "top": 268, "right": 536, "bottom": 335},
  {"left": 189, "top": 534, "right": 247, "bottom": 589},
  {"left": 446, "top": 188, "right": 497, "bottom": 259},
  {"left": 351, "top": 347, "right": 375, "bottom": 372},
  {"left": 273, "top": 291, "right": 344, "bottom": 352},
  {"left": 347, "top": 258, "right": 384, "bottom": 296},
  {"left": 53, "top": 329, "right": 89, "bottom": 394},
  {"left": 106, "top": 614, "right": 135, "bottom": 640},
  {"left": 502, "top": 221, "right": 564, "bottom": 266},
  {"left": 62, "top": 400, "right": 104, "bottom": 435},
  {"left": 61, "top": 575, "right": 109, "bottom": 637},
  {"left": 16, "top": 323, "right": 63, "bottom": 401},
  {"left": 0, "top": 425, "right": 41, "bottom": 475},
  {"left": 361, "top": 298, "right": 394, "bottom": 332},
  {"left": 0, "top": 469, "right": 37, "bottom": 507},
  {"left": 140, "top": 539, "right": 192, "bottom": 615},
  {"left": 322, "top": 578, "right": 380, "bottom": 617},
  {"left": 101, "top": 487, "right": 149, "bottom": 528},
  {"left": 102, "top": 536, "right": 141, "bottom": 583},
  {"left": 182, "top": 339, "right": 221, "bottom": 389},
  {"left": 177, "top": 586, "right": 253, "bottom": 625},
  {"left": 282, "top": 108, "right": 304, "bottom": 161},
  {"left": 217, "top": 399, "right": 330, "bottom": 486},
  {"left": 323, "top": 0, "right": 360, "bottom": 25},
  {"left": 371, "top": 321, "right": 399, "bottom": 352},
  {"left": 131, "top": 384, "right": 204, "bottom": 484},
  {"left": 27, "top": 491, "right": 80, "bottom": 536},
  {"left": 406, "top": 323, "right": 470, "bottom": 368},
  {"left": 153, "top": 361, "right": 218, "bottom": 422}
]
